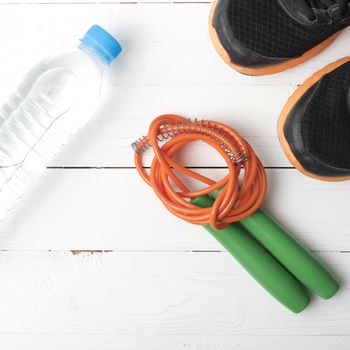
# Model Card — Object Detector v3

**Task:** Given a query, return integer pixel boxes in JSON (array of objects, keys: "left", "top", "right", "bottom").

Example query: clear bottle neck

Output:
[{"left": 78, "top": 43, "right": 108, "bottom": 68}]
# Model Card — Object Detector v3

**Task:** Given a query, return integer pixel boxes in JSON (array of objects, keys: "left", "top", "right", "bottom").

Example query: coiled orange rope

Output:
[{"left": 133, "top": 115, "right": 267, "bottom": 230}]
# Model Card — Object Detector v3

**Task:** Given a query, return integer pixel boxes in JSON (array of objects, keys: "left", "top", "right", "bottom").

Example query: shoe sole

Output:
[
  {"left": 278, "top": 57, "right": 350, "bottom": 181},
  {"left": 208, "top": 0, "right": 343, "bottom": 76}
]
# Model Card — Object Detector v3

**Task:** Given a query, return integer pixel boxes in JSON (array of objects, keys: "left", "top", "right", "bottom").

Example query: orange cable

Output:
[{"left": 134, "top": 114, "right": 267, "bottom": 230}]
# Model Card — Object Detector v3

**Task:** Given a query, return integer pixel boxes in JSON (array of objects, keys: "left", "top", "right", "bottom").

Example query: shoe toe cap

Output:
[
  {"left": 212, "top": 0, "right": 289, "bottom": 69},
  {"left": 282, "top": 80, "right": 350, "bottom": 179}
]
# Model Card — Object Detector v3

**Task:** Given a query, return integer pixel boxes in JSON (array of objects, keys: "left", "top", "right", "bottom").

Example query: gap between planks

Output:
[
  {"left": 46, "top": 166, "right": 295, "bottom": 169},
  {"left": 0, "top": 249, "right": 347, "bottom": 254},
  {"left": 0, "top": 1, "right": 213, "bottom": 5}
]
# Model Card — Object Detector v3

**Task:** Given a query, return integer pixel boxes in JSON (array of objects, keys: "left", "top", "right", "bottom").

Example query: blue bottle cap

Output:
[{"left": 80, "top": 25, "right": 122, "bottom": 65}]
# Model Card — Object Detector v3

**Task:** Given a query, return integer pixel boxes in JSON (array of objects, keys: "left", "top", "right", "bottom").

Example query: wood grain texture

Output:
[
  {"left": 0, "top": 168, "right": 349, "bottom": 252},
  {"left": 0, "top": 250, "right": 347, "bottom": 336},
  {"left": 1, "top": 335, "right": 350, "bottom": 350}
]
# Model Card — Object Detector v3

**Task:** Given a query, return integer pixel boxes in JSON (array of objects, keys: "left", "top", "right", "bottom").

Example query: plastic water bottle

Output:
[{"left": 0, "top": 25, "right": 121, "bottom": 219}]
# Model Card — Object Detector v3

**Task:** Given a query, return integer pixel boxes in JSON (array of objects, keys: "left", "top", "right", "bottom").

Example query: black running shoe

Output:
[
  {"left": 209, "top": 0, "right": 350, "bottom": 75},
  {"left": 278, "top": 57, "right": 350, "bottom": 181}
]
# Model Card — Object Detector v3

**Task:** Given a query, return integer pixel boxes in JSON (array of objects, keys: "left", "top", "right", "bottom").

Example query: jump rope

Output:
[{"left": 132, "top": 114, "right": 339, "bottom": 313}]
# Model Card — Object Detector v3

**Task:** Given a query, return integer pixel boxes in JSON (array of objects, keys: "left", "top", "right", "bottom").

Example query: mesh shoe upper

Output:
[
  {"left": 300, "top": 61, "right": 350, "bottom": 169},
  {"left": 226, "top": 0, "right": 348, "bottom": 59}
]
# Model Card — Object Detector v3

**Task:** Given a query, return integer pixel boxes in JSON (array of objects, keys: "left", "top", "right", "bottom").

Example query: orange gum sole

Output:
[{"left": 208, "top": 0, "right": 343, "bottom": 76}]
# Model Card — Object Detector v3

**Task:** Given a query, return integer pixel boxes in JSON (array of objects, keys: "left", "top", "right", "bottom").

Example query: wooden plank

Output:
[
  {"left": 1, "top": 168, "right": 349, "bottom": 251},
  {"left": 0, "top": 4, "right": 348, "bottom": 167},
  {"left": 52, "top": 84, "right": 294, "bottom": 167},
  {"left": 0, "top": 0, "right": 210, "bottom": 4},
  {"left": 0, "top": 334, "right": 349, "bottom": 350},
  {"left": 0, "top": 250, "right": 347, "bottom": 336}
]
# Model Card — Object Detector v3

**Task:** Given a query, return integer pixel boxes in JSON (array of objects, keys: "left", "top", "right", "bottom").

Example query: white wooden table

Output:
[{"left": 0, "top": 1, "right": 349, "bottom": 349}]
